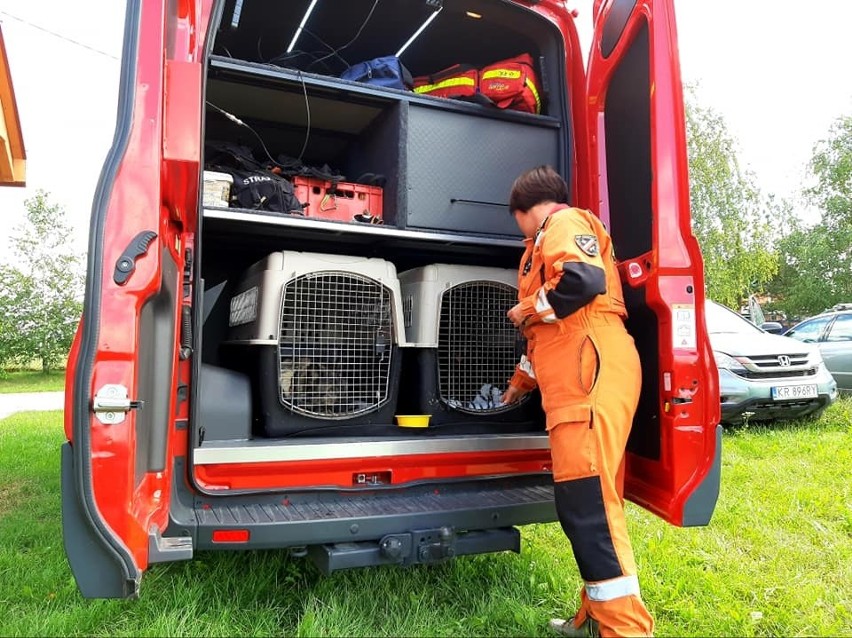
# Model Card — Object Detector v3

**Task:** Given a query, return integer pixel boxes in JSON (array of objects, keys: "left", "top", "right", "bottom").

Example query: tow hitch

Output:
[{"left": 308, "top": 526, "right": 520, "bottom": 574}]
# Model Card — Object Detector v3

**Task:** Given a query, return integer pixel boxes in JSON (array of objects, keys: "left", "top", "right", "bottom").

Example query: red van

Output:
[{"left": 62, "top": 0, "right": 720, "bottom": 598}]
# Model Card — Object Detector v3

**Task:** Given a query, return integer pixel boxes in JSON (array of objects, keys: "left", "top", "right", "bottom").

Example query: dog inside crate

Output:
[
  {"left": 438, "top": 280, "right": 524, "bottom": 413},
  {"left": 223, "top": 251, "right": 405, "bottom": 437},
  {"left": 277, "top": 271, "right": 394, "bottom": 418},
  {"left": 398, "top": 264, "right": 540, "bottom": 427}
]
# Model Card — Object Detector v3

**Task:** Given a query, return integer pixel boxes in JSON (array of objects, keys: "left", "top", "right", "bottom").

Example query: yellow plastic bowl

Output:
[{"left": 395, "top": 414, "right": 431, "bottom": 428}]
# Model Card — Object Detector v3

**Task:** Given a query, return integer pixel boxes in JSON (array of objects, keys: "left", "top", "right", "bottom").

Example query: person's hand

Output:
[
  {"left": 501, "top": 385, "right": 528, "bottom": 405},
  {"left": 507, "top": 303, "right": 527, "bottom": 329}
]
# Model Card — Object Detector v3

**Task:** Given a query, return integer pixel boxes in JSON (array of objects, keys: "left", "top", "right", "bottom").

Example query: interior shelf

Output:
[
  {"left": 207, "top": 55, "right": 562, "bottom": 129},
  {"left": 201, "top": 207, "right": 525, "bottom": 270},
  {"left": 203, "top": 207, "right": 522, "bottom": 247}
]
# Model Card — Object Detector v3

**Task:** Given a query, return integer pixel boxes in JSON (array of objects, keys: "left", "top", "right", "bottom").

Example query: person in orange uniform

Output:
[{"left": 502, "top": 166, "right": 654, "bottom": 638}]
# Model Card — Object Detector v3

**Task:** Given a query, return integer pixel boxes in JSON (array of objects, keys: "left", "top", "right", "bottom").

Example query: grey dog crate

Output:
[
  {"left": 397, "top": 264, "right": 542, "bottom": 430},
  {"left": 222, "top": 251, "right": 408, "bottom": 437}
]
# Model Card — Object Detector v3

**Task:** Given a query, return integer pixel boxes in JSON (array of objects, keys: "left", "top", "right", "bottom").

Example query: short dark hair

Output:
[{"left": 508, "top": 165, "right": 569, "bottom": 213}]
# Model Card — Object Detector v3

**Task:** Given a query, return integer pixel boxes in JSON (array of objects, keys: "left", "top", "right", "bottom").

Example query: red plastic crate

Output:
[{"left": 292, "top": 176, "right": 383, "bottom": 224}]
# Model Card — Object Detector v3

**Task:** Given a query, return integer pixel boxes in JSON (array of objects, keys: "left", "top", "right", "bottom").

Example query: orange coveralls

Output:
[{"left": 508, "top": 205, "right": 654, "bottom": 637}]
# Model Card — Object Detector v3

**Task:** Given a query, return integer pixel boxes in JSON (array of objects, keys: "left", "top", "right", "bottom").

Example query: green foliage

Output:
[
  {"left": 771, "top": 114, "right": 852, "bottom": 317},
  {"left": 0, "top": 191, "right": 83, "bottom": 373},
  {"left": 2, "top": 404, "right": 851, "bottom": 636},
  {"left": 771, "top": 222, "right": 852, "bottom": 318},
  {"left": 0, "top": 266, "right": 31, "bottom": 369},
  {"left": 0, "top": 369, "right": 66, "bottom": 394},
  {"left": 808, "top": 114, "right": 852, "bottom": 228},
  {"left": 684, "top": 89, "right": 780, "bottom": 308}
]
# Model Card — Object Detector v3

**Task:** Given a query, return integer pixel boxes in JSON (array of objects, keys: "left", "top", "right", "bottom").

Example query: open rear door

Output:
[
  {"left": 62, "top": 0, "right": 212, "bottom": 598},
  {"left": 584, "top": 0, "right": 721, "bottom": 526}
]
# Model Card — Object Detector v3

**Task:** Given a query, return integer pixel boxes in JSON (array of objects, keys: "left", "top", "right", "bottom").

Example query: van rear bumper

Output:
[
  {"left": 165, "top": 472, "right": 557, "bottom": 568},
  {"left": 195, "top": 475, "right": 555, "bottom": 547}
]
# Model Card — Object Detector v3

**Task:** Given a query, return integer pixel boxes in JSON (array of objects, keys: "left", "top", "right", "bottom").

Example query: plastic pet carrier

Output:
[
  {"left": 224, "top": 251, "right": 406, "bottom": 436},
  {"left": 397, "top": 264, "right": 542, "bottom": 430}
]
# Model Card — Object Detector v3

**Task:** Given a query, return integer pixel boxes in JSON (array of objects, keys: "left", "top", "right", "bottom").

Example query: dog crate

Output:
[
  {"left": 223, "top": 251, "right": 406, "bottom": 436},
  {"left": 398, "top": 264, "right": 542, "bottom": 429}
]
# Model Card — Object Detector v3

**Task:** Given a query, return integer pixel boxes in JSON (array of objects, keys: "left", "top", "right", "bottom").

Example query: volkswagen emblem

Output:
[{"left": 777, "top": 355, "right": 791, "bottom": 367}]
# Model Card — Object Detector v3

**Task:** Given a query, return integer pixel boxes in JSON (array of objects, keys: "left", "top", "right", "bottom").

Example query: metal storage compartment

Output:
[
  {"left": 403, "top": 105, "right": 560, "bottom": 236},
  {"left": 198, "top": 0, "right": 566, "bottom": 439},
  {"left": 205, "top": 72, "right": 406, "bottom": 226}
]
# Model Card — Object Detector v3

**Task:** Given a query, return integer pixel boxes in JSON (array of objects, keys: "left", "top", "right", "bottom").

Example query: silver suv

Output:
[
  {"left": 784, "top": 303, "right": 852, "bottom": 392},
  {"left": 707, "top": 301, "right": 838, "bottom": 424}
]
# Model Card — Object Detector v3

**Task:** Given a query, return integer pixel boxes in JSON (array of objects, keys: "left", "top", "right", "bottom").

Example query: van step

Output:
[{"left": 193, "top": 475, "right": 556, "bottom": 551}]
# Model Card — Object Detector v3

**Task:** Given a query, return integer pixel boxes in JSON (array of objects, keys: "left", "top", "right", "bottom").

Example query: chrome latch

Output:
[{"left": 92, "top": 384, "right": 143, "bottom": 424}]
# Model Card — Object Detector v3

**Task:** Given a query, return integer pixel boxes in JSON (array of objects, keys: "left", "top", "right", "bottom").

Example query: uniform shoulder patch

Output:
[{"left": 574, "top": 234, "right": 599, "bottom": 256}]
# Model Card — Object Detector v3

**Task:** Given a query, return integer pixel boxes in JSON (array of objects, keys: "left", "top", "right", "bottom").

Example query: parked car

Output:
[
  {"left": 784, "top": 304, "right": 852, "bottom": 392},
  {"left": 706, "top": 300, "right": 838, "bottom": 424}
]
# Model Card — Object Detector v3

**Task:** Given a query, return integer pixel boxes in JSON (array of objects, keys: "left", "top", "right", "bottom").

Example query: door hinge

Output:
[{"left": 92, "top": 384, "right": 144, "bottom": 424}]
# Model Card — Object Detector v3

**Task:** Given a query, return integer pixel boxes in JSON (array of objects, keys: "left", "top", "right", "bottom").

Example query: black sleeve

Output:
[{"left": 545, "top": 262, "right": 606, "bottom": 318}]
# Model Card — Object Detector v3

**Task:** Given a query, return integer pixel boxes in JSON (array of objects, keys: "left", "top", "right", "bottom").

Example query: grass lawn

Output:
[
  {"left": 1, "top": 402, "right": 850, "bottom": 637},
  {"left": 0, "top": 369, "right": 66, "bottom": 394}
]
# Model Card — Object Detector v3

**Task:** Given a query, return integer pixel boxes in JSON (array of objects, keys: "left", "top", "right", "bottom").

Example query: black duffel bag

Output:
[
  {"left": 226, "top": 168, "right": 305, "bottom": 215},
  {"left": 205, "top": 140, "right": 305, "bottom": 214}
]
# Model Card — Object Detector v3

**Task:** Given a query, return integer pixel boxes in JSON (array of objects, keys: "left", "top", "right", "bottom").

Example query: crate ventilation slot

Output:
[
  {"left": 438, "top": 281, "right": 526, "bottom": 414},
  {"left": 279, "top": 272, "right": 393, "bottom": 419}
]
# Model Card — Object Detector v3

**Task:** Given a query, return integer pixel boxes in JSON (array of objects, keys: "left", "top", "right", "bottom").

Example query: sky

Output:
[{"left": 0, "top": 0, "right": 850, "bottom": 257}]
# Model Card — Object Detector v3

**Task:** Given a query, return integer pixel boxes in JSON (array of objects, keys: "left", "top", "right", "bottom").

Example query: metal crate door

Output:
[
  {"left": 278, "top": 272, "right": 394, "bottom": 419},
  {"left": 438, "top": 281, "right": 526, "bottom": 414}
]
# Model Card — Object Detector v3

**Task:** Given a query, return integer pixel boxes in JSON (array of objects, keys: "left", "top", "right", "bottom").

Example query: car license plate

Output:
[{"left": 771, "top": 384, "right": 818, "bottom": 401}]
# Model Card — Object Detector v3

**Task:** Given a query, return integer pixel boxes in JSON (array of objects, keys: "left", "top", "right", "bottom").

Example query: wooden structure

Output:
[{"left": 0, "top": 24, "right": 26, "bottom": 186}]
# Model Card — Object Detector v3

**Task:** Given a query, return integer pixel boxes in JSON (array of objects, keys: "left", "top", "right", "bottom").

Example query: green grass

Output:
[
  {"left": 1, "top": 402, "right": 850, "bottom": 637},
  {"left": 0, "top": 370, "right": 66, "bottom": 394}
]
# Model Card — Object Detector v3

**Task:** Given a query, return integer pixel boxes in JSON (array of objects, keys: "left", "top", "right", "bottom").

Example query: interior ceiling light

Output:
[
  {"left": 230, "top": 0, "right": 244, "bottom": 28},
  {"left": 286, "top": 0, "right": 320, "bottom": 53},
  {"left": 465, "top": 11, "right": 482, "bottom": 19},
  {"left": 396, "top": 5, "right": 443, "bottom": 57}
]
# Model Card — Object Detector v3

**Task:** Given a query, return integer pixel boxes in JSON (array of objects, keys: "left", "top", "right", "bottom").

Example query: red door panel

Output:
[
  {"left": 62, "top": 0, "right": 211, "bottom": 598},
  {"left": 585, "top": 0, "right": 720, "bottom": 526}
]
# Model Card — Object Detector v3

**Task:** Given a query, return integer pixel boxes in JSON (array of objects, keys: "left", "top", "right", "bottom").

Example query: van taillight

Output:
[{"left": 212, "top": 529, "right": 250, "bottom": 543}]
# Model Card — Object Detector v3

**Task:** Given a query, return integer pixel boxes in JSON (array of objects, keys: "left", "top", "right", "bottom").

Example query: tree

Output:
[
  {"left": 0, "top": 191, "right": 84, "bottom": 373},
  {"left": 770, "top": 113, "right": 852, "bottom": 317},
  {"left": 770, "top": 223, "right": 846, "bottom": 318},
  {"left": 808, "top": 114, "right": 852, "bottom": 229},
  {"left": 0, "top": 268, "right": 31, "bottom": 370},
  {"left": 684, "top": 89, "right": 780, "bottom": 309}
]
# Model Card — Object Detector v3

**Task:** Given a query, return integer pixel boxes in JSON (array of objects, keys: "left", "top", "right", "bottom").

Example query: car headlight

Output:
[
  {"left": 807, "top": 349, "right": 826, "bottom": 371},
  {"left": 714, "top": 351, "right": 748, "bottom": 373}
]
